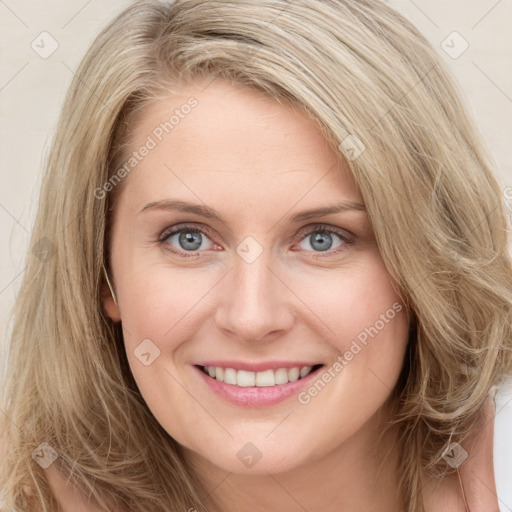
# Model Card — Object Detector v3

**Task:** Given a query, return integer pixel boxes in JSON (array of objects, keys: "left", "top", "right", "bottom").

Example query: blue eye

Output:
[
  {"left": 298, "top": 230, "right": 344, "bottom": 252},
  {"left": 159, "top": 224, "right": 215, "bottom": 258},
  {"left": 158, "top": 223, "right": 353, "bottom": 259}
]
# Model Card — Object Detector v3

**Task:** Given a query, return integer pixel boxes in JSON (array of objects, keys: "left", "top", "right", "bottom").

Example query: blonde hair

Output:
[{"left": 2, "top": 0, "right": 512, "bottom": 510}]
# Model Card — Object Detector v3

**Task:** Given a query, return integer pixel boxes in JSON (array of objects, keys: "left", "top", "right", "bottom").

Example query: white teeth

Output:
[
  {"left": 299, "top": 366, "right": 312, "bottom": 378},
  {"left": 202, "top": 365, "right": 318, "bottom": 386},
  {"left": 224, "top": 368, "right": 237, "bottom": 385},
  {"left": 237, "top": 370, "right": 255, "bottom": 387},
  {"left": 255, "top": 369, "right": 275, "bottom": 387},
  {"left": 275, "top": 368, "right": 289, "bottom": 385},
  {"left": 288, "top": 367, "right": 299, "bottom": 382}
]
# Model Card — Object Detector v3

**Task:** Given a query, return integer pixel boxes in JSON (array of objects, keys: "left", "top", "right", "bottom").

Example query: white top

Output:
[{"left": 495, "top": 375, "right": 512, "bottom": 509}]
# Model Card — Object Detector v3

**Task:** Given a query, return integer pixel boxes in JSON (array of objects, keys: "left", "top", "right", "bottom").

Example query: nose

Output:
[{"left": 214, "top": 250, "right": 295, "bottom": 343}]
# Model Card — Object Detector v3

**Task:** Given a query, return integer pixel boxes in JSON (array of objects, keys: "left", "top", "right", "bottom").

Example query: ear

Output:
[{"left": 101, "top": 277, "right": 121, "bottom": 323}]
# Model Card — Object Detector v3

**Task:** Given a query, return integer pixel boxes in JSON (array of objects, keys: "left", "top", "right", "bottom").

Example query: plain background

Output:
[{"left": 0, "top": 0, "right": 511, "bottom": 502}]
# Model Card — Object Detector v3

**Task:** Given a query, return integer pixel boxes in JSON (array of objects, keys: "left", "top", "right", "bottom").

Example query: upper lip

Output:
[{"left": 195, "top": 361, "right": 324, "bottom": 372}]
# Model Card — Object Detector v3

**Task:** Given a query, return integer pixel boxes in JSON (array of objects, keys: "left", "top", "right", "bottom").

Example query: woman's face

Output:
[{"left": 104, "top": 79, "right": 410, "bottom": 475}]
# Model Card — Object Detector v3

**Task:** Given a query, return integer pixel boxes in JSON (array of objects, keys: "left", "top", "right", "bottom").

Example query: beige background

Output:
[{"left": 1, "top": 0, "right": 511, "bottom": 376}]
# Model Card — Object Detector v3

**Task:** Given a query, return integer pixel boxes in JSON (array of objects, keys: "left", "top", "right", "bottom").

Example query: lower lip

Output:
[{"left": 193, "top": 365, "right": 323, "bottom": 407}]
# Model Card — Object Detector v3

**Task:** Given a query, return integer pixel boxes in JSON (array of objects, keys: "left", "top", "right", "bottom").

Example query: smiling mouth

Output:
[{"left": 197, "top": 364, "right": 324, "bottom": 387}]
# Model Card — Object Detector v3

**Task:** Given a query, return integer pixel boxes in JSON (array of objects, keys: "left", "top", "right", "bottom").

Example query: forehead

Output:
[{"left": 117, "top": 79, "right": 362, "bottom": 213}]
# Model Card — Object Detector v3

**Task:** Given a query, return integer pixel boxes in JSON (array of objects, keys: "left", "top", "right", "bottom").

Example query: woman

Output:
[{"left": 1, "top": 0, "right": 511, "bottom": 510}]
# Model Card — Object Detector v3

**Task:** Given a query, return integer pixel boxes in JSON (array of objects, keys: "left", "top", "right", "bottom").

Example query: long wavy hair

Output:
[{"left": 1, "top": 0, "right": 511, "bottom": 510}]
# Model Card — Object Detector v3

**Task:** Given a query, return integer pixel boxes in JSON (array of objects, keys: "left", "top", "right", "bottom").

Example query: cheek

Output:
[
  {"left": 291, "top": 253, "right": 406, "bottom": 351},
  {"left": 291, "top": 253, "right": 410, "bottom": 415},
  {"left": 117, "top": 272, "right": 208, "bottom": 443},
  {"left": 118, "top": 263, "right": 217, "bottom": 343},
  {"left": 291, "top": 260, "right": 409, "bottom": 458},
  {"left": 116, "top": 267, "right": 218, "bottom": 404}
]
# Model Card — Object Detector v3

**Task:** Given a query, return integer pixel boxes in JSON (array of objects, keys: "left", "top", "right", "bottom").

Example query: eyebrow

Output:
[{"left": 138, "top": 199, "right": 366, "bottom": 223}]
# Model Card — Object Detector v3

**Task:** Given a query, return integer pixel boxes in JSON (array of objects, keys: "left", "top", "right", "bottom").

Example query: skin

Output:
[{"left": 43, "top": 78, "right": 499, "bottom": 511}]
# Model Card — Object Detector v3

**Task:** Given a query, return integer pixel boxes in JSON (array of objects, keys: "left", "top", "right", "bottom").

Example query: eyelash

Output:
[{"left": 157, "top": 223, "right": 355, "bottom": 260}]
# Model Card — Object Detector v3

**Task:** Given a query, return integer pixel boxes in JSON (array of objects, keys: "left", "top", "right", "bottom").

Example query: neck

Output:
[{"left": 183, "top": 402, "right": 406, "bottom": 512}]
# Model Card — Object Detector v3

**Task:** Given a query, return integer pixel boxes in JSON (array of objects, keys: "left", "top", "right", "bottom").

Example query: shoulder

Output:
[{"left": 494, "top": 375, "right": 512, "bottom": 505}]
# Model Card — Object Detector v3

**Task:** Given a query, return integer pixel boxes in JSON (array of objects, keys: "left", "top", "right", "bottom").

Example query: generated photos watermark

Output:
[
  {"left": 94, "top": 96, "right": 198, "bottom": 200},
  {"left": 298, "top": 302, "right": 403, "bottom": 405}
]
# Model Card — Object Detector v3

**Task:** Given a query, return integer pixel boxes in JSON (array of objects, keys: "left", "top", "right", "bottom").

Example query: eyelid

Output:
[
  {"left": 292, "top": 223, "right": 354, "bottom": 243},
  {"left": 158, "top": 222, "right": 217, "bottom": 244}
]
